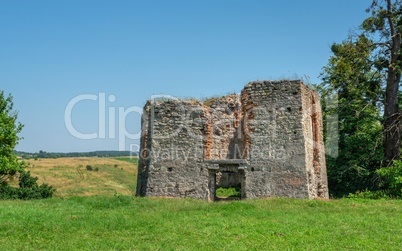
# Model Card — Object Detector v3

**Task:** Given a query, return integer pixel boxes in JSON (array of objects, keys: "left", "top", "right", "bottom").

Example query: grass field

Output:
[
  {"left": 0, "top": 196, "right": 402, "bottom": 250},
  {"left": 23, "top": 157, "right": 137, "bottom": 197},
  {"left": 2, "top": 157, "right": 402, "bottom": 250}
]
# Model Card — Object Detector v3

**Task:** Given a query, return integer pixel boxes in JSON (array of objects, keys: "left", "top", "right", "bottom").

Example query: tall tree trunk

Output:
[
  {"left": 384, "top": 69, "right": 401, "bottom": 164},
  {"left": 384, "top": 0, "right": 401, "bottom": 164}
]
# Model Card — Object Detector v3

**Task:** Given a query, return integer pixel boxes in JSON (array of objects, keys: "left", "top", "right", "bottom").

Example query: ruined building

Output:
[{"left": 136, "top": 80, "right": 329, "bottom": 201}]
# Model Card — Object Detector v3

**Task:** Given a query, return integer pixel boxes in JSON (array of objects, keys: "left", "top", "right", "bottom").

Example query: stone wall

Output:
[
  {"left": 241, "top": 81, "right": 307, "bottom": 198},
  {"left": 136, "top": 100, "right": 209, "bottom": 199},
  {"left": 241, "top": 81, "right": 328, "bottom": 198},
  {"left": 136, "top": 80, "right": 329, "bottom": 200}
]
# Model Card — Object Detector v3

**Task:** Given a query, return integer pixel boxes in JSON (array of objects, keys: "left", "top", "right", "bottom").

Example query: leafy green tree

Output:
[
  {"left": 319, "top": 0, "right": 402, "bottom": 196},
  {"left": 0, "top": 91, "right": 54, "bottom": 199},
  {"left": 320, "top": 36, "right": 385, "bottom": 197},
  {"left": 0, "top": 91, "right": 24, "bottom": 183},
  {"left": 362, "top": 0, "right": 402, "bottom": 164}
]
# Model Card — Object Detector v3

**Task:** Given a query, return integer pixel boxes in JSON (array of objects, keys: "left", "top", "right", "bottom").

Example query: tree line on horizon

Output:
[{"left": 15, "top": 150, "right": 138, "bottom": 159}]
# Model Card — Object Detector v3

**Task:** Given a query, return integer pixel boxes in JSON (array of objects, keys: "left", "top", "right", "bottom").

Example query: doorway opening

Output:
[
  {"left": 205, "top": 159, "right": 248, "bottom": 202},
  {"left": 216, "top": 169, "right": 242, "bottom": 200}
]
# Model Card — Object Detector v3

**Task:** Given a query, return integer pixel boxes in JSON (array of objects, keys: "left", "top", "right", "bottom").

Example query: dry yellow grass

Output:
[{"left": 23, "top": 157, "right": 137, "bottom": 197}]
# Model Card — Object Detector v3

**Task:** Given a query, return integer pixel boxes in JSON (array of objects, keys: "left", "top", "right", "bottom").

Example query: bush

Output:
[
  {"left": 347, "top": 189, "right": 393, "bottom": 199},
  {"left": 376, "top": 160, "right": 402, "bottom": 197},
  {"left": 86, "top": 165, "right": 99, "bottom": 172},
  {"left": 0, "top": 171, "right": 55, "bottom": 200},
  {"left": 0, "top": 183, "right": 19, "bottom": 199},
  {"left": 344, "top": 160, "right": 402, "bottom": 199}
]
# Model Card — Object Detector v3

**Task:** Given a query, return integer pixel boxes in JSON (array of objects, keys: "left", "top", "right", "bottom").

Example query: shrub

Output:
[
  {"left": 0, "top": 183, "right": 18, "bottom": 199},
  {"left": 86, "top": 165, "right": 99, "bottom": 172},
  {"left": 0, "top": 171, "right": 55, "bottom": 200},
  {"left": 376, "top": 160, "right": 402, "bottom": 197},
  {"left": 347, "top": 189, "right": 392, "bottom": 199}
]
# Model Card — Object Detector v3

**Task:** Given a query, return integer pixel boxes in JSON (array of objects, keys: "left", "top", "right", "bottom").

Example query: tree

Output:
[
  {"left": 319, "top": 0, "right": 402, "bottom": 196},
  {"left": 320, "top": 36, "right": 384, "bottom": 196},
  {"left": 0, "top": 91, "right": 55, "bottom": 199},
  {"left": 0, "top": 91, "right": 24, "bottom": 182},
  {"left": 362, "top": 0, "right": 402, "bottom": 164}
]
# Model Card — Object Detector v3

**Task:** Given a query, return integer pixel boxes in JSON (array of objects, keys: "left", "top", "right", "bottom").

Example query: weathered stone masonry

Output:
[{"left": 136, "top": 80, "right": 329, "bottom": 200}]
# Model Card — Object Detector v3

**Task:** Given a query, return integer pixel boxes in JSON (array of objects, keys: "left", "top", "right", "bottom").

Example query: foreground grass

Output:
[{"left": 1, "top": 197, "right": 401, "bottom": 250}]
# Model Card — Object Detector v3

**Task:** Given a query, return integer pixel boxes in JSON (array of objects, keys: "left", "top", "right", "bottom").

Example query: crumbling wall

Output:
[
  {"left": 203, "top": 95, "right": 244, "bottom": 188},
  {"left": 136, "top": 100, "right": 209, "bottom": 199},
  {"left": 136, "top": 80, "right": 329, "bottom": 200},
  {"left": 241, "top": 80, "right": 310, "bottom": 198},
  {"left": 203, "top": 94, "right": 243, "bottom": 160}
]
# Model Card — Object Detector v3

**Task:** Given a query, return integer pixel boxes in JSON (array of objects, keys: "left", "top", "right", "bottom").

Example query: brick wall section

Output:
[
  {"left": 203, "top": 94, "right": 243, "bottom": 160},
  {"left": 301, "top": 85, "right": 329, "bottom": 198}
]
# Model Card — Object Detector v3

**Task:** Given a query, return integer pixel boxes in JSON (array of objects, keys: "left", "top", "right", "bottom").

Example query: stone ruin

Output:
[{"left": 136, "top": 80, "right": 329, "bottom": 201}]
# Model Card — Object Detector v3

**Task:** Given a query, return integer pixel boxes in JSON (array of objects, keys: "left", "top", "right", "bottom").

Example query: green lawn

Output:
[{"left": 1, "top": 197, "right": 402, "bottom": 250}]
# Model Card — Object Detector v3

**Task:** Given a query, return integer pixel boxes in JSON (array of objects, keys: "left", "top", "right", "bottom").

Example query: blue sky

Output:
[{"left": 1, "top": 0, "right": 369, "bottom": 153}]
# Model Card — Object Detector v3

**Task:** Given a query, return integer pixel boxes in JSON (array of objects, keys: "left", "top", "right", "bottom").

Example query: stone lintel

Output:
[
  {"left": 207, "top": 164, "right": 219, "bottom": 171},
  {"left": 238, "top": 165, "right": 248, "bottom": 170}
]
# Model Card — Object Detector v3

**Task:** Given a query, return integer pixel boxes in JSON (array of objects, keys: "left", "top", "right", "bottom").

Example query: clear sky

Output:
[{"left": 1, "top": 0, "right": 369, "bottom": 153}]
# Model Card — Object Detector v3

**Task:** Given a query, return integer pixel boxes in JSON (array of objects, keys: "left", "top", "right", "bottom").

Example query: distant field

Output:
[
  {"left": 113, "top": 156, "right": 139, "bottom": 165},
  {"left": 23, "top": 157, "right": 138, "bottom": 197}
]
